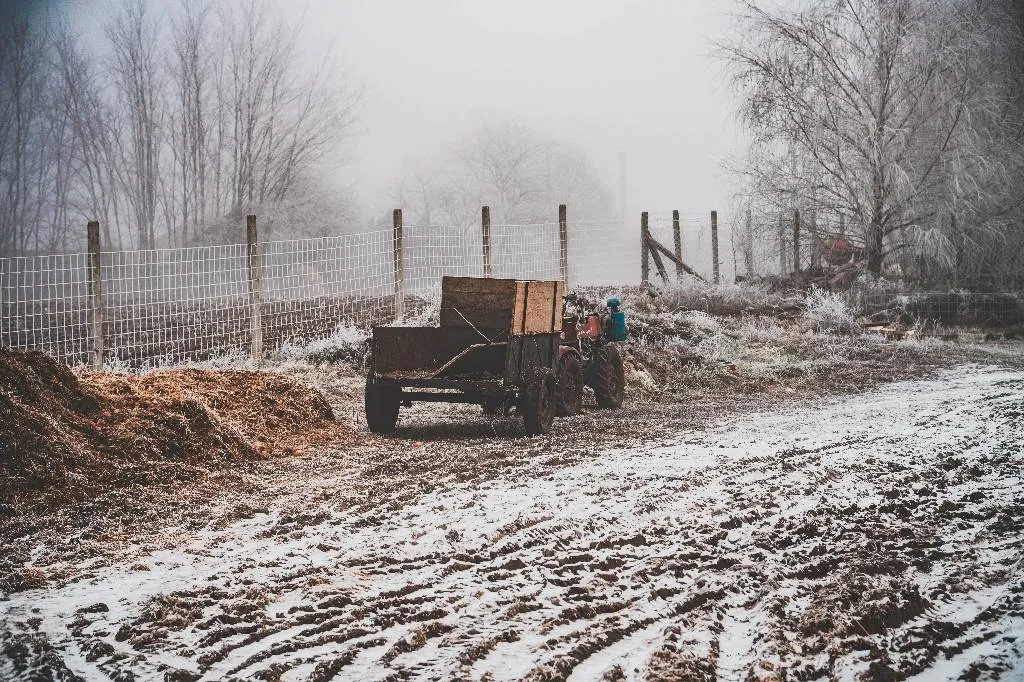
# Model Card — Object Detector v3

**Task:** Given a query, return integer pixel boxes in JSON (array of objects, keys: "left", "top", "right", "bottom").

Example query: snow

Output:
[{"left": 3, "top": 365, "right": 1023, "bottom": 680}]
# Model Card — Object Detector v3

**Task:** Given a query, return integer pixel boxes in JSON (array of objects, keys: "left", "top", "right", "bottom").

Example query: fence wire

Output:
[
  {"left": 7, "top": 214, "right": 1018, "bottom": 369},
  {"left": 0, "top": 218, "right": 640, "bottom": 368}
]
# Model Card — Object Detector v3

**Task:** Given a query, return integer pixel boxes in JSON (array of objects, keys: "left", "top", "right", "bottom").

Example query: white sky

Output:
[
  {"left": 319, "top": 0, "right": 743, "bottom": 220},
  {"left": 61, "top": 0, "right": 744, "bottom": 224}
]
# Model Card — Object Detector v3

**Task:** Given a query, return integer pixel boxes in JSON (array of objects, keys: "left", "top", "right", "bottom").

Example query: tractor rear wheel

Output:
[
  {"left": 520, "top": 368, "right": 557, "bottom": 436},
  {"left": 589, "top": 344, "right": 625, "bottom": 409},
  {"left": 365, "top": 378, "right": 400, "bottom": 433},
  {"left": 556, "top": 352, "right": 584, "bottom": 417}
]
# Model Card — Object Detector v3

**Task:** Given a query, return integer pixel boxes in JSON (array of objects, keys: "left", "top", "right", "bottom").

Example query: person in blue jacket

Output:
[{"left": 604, "top": 296, "right": 627, "bottom": 342}]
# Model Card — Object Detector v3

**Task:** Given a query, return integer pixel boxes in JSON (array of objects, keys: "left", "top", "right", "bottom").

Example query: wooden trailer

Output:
[{"left": 365, "top": 276, "right": 566, "bottom": 435}]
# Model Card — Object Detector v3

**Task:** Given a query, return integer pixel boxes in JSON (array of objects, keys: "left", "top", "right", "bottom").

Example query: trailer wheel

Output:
[
  {"left": 365, "top": 378, "right": 400, "bottom": 433},
  {"left": 556, "top": 352, "right": 584, "bottom": 417},
  {"left": 589, "top": 344, "right": 625, "bottom": 409},
  {"left": 520, "top": 368, "right": 557, "bottom": 436}
]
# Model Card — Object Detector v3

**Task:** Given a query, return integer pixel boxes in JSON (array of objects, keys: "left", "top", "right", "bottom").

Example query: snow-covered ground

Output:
[{"left": 2, "top": 365, "right": 1023, "bottom": 681}]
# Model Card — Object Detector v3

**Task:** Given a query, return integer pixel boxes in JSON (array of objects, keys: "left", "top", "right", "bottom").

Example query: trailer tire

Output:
[
  {"left": 556, "top": 352, "right": 584, "bottom": 417},
  {"left": 365, "top": 378, "right": 400, "bottom": 433},
  {"left": 589, "top": 344, "right": 625, "bottom": 409},
  {"left": 521, "top": 368, "right": 557, "bottom": 436}
]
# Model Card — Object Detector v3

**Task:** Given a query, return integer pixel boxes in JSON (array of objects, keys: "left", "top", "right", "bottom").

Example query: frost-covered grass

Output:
[
  {"left": 620, "top": 278, "right": 798, "bottom": 318},
  {"left": 277, "top": 325, "right": 369, "bottom": 366},
  {"left": 802, "top": 286, "right": 858, "bottom": 334}
]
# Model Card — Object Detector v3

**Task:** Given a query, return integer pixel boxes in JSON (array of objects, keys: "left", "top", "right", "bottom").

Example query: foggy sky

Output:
[
  {"left": 321, "top": 0, "right": 742, "bottom": 221},
  {"left": 59, "top": 0, "right": 742, "bottom": 224}
]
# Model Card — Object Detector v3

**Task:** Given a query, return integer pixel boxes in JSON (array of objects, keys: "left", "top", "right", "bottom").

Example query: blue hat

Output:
[{"left": 607, "top": 296, "right": 621, "bottom": 309}]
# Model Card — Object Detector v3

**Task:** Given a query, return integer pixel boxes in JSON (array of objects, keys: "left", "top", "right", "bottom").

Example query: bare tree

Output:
[
  {"left": 0, "top": 17, "right": 49, "bottom": 256},
  {"left": 393, "top": 119, "right": 613, "bottom": 227},
  {"left": 105, "top": 0, "right": 164, "bottom": 250},
  {"left": 167, "top": 0, "right": 213, "bottom": 246},
  {"left": 725, "top": 0, "right": 1024, "bottom": 278},
  {"left": 55, "top": 30, "right": 128, "bottom": 250},
  {"left": 219, "top": 0, "right": 359, "bottom": 230}
]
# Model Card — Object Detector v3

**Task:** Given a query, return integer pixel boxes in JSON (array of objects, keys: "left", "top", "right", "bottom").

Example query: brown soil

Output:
[{"left": 0, "top": 348, "right": 356, "bottom": 509}]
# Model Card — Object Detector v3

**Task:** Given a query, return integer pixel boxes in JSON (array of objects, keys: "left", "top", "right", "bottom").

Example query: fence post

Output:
[
  {"left": 481, "top": 205, "right": 492, "bottom": 277},
  {"left": 87, "top": 221, "right": 103, "bottom": 370},
  {"left": 393, "top": 208, "right": 404, "bottom": 320},
  {"left": 778, "top": 211, "right": 788, "bottom": 273},
  {"left": 711, "top": 210, "right": 720, "bottom": 285},
  {"left": 246, "top": 215, "right": 263, "bottom": 364},
  {"left": 641, "top": 211, "right": 650, "bottom": 285},
  {"left": 809, "top": 209, "right": 820, "bottom": 269},
  {"left": 672, "top": 210, "right": 683, "bottom": 281},
  {"left": 558, "top": 204, "right": 568, "bottom": 286},
  {"left": 793, "top": 209, "right": 801, "bottom": 275}
]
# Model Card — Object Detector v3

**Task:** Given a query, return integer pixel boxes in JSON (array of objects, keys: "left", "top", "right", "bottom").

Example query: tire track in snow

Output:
[{"left": 2, "top": 366, "right": 1023, "bottom": 681}]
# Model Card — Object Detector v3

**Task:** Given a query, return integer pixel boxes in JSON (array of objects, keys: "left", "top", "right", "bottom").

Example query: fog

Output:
[
  {"left": 66, "top": 0, "right": 741, "bottom": 223},
  {"left": 316, "top": 0, "right": 740, "bottom": 219}
]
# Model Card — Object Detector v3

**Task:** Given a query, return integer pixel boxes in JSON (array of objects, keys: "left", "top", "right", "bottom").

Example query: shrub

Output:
[
  {"left": 803, "top": 287, "right": 857, "bottom": 334},
  {"left": 277, "top": 325, "right": 369, "bottom": 365}
]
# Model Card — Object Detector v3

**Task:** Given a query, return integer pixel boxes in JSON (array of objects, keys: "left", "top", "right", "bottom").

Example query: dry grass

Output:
[{"left": 0, "top": 348, "right": 358, "bottom": 510}]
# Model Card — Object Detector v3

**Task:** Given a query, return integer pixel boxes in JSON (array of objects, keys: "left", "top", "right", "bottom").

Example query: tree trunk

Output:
[{"left": 866, "top": 218, "right": 884, "bottom": 276}]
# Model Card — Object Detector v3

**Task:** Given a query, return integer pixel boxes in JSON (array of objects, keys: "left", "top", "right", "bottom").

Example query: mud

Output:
[{"left": 2, "top": 365, "right": 1022, "bottom": 681}]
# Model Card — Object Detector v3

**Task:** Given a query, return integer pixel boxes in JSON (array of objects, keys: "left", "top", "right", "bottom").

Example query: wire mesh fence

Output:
[
  {"left": 1, "top": 217, "right": 639, "bottom": 369},
  {"left": 0, "top": 253, "right": 93, "bottom": 364},
  {"left": 4, "top": 211, "right": 1020, "bottom": 370}
]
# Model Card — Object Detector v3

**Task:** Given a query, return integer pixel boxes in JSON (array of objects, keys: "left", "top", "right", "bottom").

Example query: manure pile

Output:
[{"left": 0, "top": 348, "right": 353, "bottom": 506}]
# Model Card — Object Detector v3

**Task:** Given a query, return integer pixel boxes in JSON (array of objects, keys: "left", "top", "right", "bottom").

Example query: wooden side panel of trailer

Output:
[
  {"left": 511, "top": 280, "right": 564, "bottom": 335},
  {"left": 371, "top": 327, "right": 484, "bottom": 376},
  {"left": 440, "top": 276, "right": 564, "bottom": 337},
  {"left": 504, "top": 333, "right": 560, "bottom": 385},
  {"left": 439, "top": 276, "right": 518, "bottom": 334}
]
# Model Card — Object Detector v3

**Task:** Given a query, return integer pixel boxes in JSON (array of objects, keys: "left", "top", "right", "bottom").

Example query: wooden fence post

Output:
[
  {"left": 393, "top": 208, "right": 404, "bottom": 320},
  {"left": 793, "top": 209, "right": 801, "bottom": 275},
  {"left": 481, "top": 205, "right": 492, "bottom": 277},
  {"left": 246, "top": 215, "right": 263, "bottom": 364},
  {"left": 87, "top": 221, "right": 103, "bottom": 370},
  {"left": 558, "top": 204, "right": 568, "bottom": 286},
  {"left": 809, "top": 209, "right": 821, "bottom": 269},
  {"left": 641, "top": 211, "right": 650, "bottom": 285},
  {"left": 672, "top": 210, "right": 683, "bottom": 281},
  {"left": 711, "top": 210, "right": 720, "bottom": 285},
  {"left": 778, "top": 211, "right": 788, "bottom": 274}
]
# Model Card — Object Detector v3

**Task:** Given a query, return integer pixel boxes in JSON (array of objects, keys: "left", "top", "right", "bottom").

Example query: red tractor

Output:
[{"left": 555, "top": 293, "right": 626, "bottom": 416}]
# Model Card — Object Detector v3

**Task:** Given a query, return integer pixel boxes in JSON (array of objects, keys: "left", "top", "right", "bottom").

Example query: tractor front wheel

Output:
[
  {"left": 520, "top": 368, "right": 557, "bottom": 436},
  {"left": 556, "top": 352, "right": 584, "bottom": 417},
  {"left": 589, "top": 344, "right": 625, "bottom": 409},
  {"left": 365, "top": 378, "right": 400, "bottom": 433}
]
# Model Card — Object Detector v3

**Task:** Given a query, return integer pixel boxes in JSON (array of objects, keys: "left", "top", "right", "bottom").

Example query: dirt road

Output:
[{"left": 2, "top": 364, "right": 1022, "bottom": 681}]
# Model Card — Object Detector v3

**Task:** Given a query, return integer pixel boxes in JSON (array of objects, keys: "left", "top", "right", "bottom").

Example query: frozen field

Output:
[{"left": 2, "top": 365, "right": 1022, "bottom": 681}]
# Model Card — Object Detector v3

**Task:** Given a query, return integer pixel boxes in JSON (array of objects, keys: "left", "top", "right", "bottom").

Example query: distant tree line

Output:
[
  {"left": 0, "top": 0, "right": 359, "bottom": 257},
  {"left": 389, "top": 118, "right": 614, "bottom": 228},
  {"left": 725, "top": 0, "right": 1024, "bottom": 287}
]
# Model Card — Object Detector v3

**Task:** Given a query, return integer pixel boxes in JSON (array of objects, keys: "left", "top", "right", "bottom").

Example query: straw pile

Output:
[{"left": 1, "top": 348, "right": 353, "bottom": 507}]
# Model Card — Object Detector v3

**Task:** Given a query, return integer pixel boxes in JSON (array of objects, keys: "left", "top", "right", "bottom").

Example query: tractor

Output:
[{"left": 554, "top": 292, "right": 626, "bottom": 416}]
